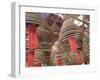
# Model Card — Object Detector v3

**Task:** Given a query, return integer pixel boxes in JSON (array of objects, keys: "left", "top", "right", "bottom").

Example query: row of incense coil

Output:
[
  {"left": 26, "top": 12, "right": 41, "bottom": 25},
  {"left": 25, "top": 12, "right": 41, "bottom": 67},
  {"left": 36, "top": 25, "right": 59, "bottom": 47},
  {"left": 58, "top": 19, "right": 82, "bottom": 45},
  {"left": 25, "top": 13, "right": 62, "bottom": 66},
  {"left": 50, "top": 19, "right": 84, "bottom": 65},
  {"left": 26, "top": 23, "right": 42, "bottom": 67},
  {"left": 26, "top": 21, "right": 88, "bottom": 66},
  {"left": 26, "top": 20, "right": 83, "bottom": 66},
  {"left": 50, "top": 38, "right": 83, "bottom": 65},
  {"left": 25, "top": 12, "right": 89, "bottom": 66},
  {"left": 26, "top": 24, "right": 55, "bottom": 66},
  {"left": 25, "top": 12, "right": 57, "bottom": 66}
]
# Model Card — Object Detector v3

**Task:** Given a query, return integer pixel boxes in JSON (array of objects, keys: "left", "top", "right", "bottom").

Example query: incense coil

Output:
[
  {"left": 58, "top": 19, "right": 82, "bottom": 51},
  {"left": 37, "top": 26, "right": 51, "bottom": 34},
  {"left": 26, "top": 12, "right": 41, "bottom": 25},
  {"left": 59, "top": 20, "right": 81, "bottom": 41},
  {"left": 36, "top": 26, "right": 54, "bottom": 49}
]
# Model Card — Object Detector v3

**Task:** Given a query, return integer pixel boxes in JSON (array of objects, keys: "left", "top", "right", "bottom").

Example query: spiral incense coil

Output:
[
  {"left": 58, "top": 19, "right": 82, "bottom": 44},
  {"left": 37, "top": 26, "right": 51, "bottom": 34},
  {"left": 26, "top": 12, "right": 41, "bottom": 25},
  {"left": 36, "top": 25, "right": 54, "bottom": 49}
]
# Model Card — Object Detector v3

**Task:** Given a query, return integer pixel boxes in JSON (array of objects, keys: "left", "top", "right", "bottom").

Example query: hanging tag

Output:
[
  {"left": 27, "top": 52, "right": 35, "bottom": 67},
  {"left": 27, "top": 24, "right": 38, "bottom": 49},
  {"left": 57, "top": 55, "right": 62, "bottom": 65},
  {"left": 69, "top": 36, "right": 83, "bottom": 64},
  {"left": 69, "top": 36, "right": 77, "bottom": 52}
]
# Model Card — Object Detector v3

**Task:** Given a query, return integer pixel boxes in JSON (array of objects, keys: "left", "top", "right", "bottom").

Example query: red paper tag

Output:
[
  {"left": 27, "top": 52, "right": 34, "bottom": 67},
  {"left": 69, "top": 36, "right": 83, "bottom": 64},
  {"left": 76, "top": 52, "right": 83, "bottom": 64},
  {"left": 27, "top": 24, "right": 38, "bottom": 49},
  {"left": 57, "top": 56, "right": 62, "bottom": 65},
  {"left": 69, "top": 36, "right": 77, "bottom": 52},
  {"left": 26, "top": 23, "right": 39, "bottom": 66}
]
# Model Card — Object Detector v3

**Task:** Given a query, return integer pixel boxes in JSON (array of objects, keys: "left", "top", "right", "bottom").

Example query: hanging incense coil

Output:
[
  {"left": 59, "top": 20, "right": 82, "bottom": 42},
  {"left": 26, "top": 12, "right": 41, "bottom": 25},
  {"left": 58, "top": 19, "right": 82, "bottom": 51},
  {"left": 36, "top": 25, "right": 54, "bottom": 49}
]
